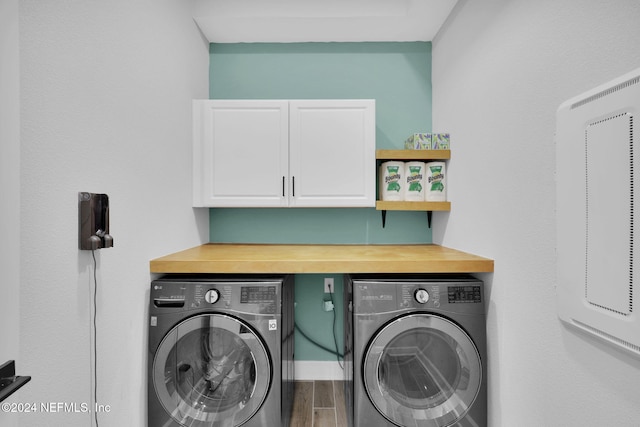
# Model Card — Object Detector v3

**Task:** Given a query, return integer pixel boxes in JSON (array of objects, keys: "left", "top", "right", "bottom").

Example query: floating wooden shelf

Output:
[
  {"left": 376, "top": 201, "right": 450, "bottom": 228},
  {"left": 376, "top": 149, "right": 450, "bottom": 160},
  {"left": 376, "top": 201, "right": 451, "bottom": 211},
  {"left": 376, "top": 150, "right": 451, "bottom": 228}
]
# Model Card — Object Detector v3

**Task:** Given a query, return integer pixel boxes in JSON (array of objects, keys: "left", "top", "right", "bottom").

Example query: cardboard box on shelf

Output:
[
  {"left": 432, "top": 133, "right": 450, "bottom": 149},
  {"left": 404, "top": 133, "right": 432, "bottom": 150}
]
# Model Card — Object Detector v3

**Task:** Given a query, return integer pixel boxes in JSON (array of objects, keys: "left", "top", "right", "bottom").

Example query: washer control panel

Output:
[
  {"left": 240, "top": 286, "right": 277, "bottom": 304},
  {"left": 151, "top": 279, "right": 282, "bottom": 315},
  {"left": 414, "top": 289, "right": 430, "bottom": 304},
  {"left": 194, "top": 285, "right": 232, "bottom": 308},
  {"left": 240, "top": 286, "right": 277, "bottom": 313}
]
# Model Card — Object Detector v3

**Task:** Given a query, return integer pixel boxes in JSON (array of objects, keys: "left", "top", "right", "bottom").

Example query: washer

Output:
[
  {"left": 148, "top": 275, "right": 294, "bottom": 427},
  {"left": 344, "top": 274, "right": 486, "bottom": 427}
]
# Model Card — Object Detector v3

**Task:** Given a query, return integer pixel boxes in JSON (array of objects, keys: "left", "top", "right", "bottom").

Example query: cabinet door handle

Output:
[
  {"left": 282, "top": 176, "right": 285, "bottom": 197},
  {"left": 292, "top": 176, "right": 295, "bottom": 197}
]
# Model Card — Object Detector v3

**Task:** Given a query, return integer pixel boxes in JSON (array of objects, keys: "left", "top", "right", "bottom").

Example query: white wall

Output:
[
  {"left": 432, "top": 1, "right": 640, "bottom": 425},
  {"left": 18, "top": 1, "right": 209, "bottom": 425},
  {"left": 0, "top": 0, "right": 20, "bottom": 425}
]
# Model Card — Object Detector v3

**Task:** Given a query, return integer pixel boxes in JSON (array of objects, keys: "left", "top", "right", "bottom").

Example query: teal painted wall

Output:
[
  {"left": 209, "top": 42, "right": 431, "bottom": 149},
  {"left": 210, "top": 208, "right": 432, "bottom": 244},
  {"left": 208, "top": 42, "right": 433, "bottom": 360},
  {"left": 294, "top": 274, "right": 344, "bottom": 361}
]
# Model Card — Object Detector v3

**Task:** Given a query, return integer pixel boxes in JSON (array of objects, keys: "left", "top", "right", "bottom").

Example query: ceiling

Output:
[{"left": 193, "top": 0, "right": 458, "bottom": 43}]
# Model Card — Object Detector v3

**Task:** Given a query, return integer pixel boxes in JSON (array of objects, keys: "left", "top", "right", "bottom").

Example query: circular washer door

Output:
[
  {"left": 153, "top": 314, "right": 271, "bottom": 427},
  {"left": 363, "top": 314, "right": 481, "bottom": 427}
]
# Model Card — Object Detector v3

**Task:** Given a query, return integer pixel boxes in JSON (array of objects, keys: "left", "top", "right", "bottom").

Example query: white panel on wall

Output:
[
  {"left": 585, "top": 113, "right": 634, "bottom": 315},
  {"left": 557, "top": 67, "right": 640, "bottom": 356}
]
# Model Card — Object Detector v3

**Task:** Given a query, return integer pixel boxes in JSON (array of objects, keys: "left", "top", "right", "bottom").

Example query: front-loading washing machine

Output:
[
  {"left": 344, "top": 274, "right": 486, "bottom": 427},
  {"left": 148, "top": 275, "right": 294, "bottom": 427}
]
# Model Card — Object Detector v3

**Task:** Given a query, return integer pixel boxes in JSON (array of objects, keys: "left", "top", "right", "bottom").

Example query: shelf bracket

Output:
[
  {"left": 380, "top": 210, "right": 433, "bottom": 228},
  {"left": 0, "top": 360, "right": 31, "bottom": 403}
]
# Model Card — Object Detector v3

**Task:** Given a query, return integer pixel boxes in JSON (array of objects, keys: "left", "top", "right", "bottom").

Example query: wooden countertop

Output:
[{"left": 150, "top": 244, "right": 494, "bottom": 274}]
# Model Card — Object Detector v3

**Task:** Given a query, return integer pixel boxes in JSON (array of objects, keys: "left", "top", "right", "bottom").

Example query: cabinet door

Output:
[
  {"left": 288, "top": 100, "right": 375, "bottom": 207},
  {"left": 193, "top": 100, "right": 289, "bottom": 207}
]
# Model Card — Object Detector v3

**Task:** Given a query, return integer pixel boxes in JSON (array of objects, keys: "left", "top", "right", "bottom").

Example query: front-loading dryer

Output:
[
  {"left": 344, "top": 274, "right": 486, "bottom": 427},
  {"left": 148, "top": 275, "right": 294, "bottom": 427}
]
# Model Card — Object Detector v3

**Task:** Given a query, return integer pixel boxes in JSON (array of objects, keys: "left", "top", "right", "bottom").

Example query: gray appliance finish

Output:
[
  {"left": 148, "top": 275, "right": 294, "bottom": 427},
  {"left": 344, "top": 274, "right": 486, "bottom": 427}
]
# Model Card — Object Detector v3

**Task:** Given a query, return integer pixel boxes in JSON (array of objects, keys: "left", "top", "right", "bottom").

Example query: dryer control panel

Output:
[
  {"left": 402, "top": 285, "right": 441, "bottom": 308},
  {"left": 352, "top": 276, "right": 484, "bottom": 314},
  {"left": 448, "top": 285, "right": 482, "bottom": 303}
]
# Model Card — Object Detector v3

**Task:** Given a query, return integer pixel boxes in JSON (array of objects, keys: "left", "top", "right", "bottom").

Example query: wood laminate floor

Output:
[{"left": 290, "top": 380, "right": 348, "bottom": 427}]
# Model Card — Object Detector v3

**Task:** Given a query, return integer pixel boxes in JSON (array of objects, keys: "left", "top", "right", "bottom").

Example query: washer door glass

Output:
[
  {"left": 364, "top": 314, "right": 481, "bottom": 427},
  {"left": 153, "top": 314, "right": 271, "bottom": 427}
]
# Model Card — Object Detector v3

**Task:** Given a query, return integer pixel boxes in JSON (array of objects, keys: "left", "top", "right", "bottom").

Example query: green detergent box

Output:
[
  {"left": 404, "top": 133, "right": 432, "bottom": 150},
  {"left": 432, "top": 133, "right": 450, "bottom": 149}
]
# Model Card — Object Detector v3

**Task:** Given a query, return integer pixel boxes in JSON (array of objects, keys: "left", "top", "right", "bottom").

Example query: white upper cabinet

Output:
[
  {"left": 289, "top": 100, "right": 375, "bottom": 207},
  {"left": 193, "top": 100, "right": 289, "bottom": 207},
  {"left": 193, "top": 99, "right": 375, "bottom": 208}
]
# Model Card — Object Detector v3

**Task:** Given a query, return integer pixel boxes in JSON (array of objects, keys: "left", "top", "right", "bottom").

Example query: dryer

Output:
[
  {"left": 148, "top": 275, "right": 294, "bottom": 427},
  {"left": 344, "top": 274, "right": 486, "bottom": 427}
]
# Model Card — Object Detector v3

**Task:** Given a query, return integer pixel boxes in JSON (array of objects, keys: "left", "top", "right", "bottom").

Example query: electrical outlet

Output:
[{"left": 324, "top": 277, "right": 334, "bottom": 293}]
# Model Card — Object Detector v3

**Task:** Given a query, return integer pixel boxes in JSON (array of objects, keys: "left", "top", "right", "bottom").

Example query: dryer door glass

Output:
[
  {"left": 153, "top": 314, "right": 271, "bottom": 427},
  {"left": 363, "top": 314, "right": 481, "bottom": 427}
]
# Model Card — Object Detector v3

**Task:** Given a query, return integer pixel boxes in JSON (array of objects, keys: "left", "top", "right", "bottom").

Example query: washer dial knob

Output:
[
  {"left": 415, "top": 289, "right": 430, "bottom": 304},
  {"left": 205, "top": 289, "right": 220, "bottom": 304}
]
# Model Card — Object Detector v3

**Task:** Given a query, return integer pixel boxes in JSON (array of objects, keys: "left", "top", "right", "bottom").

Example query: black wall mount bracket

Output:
[
  {"left": 78, "top": 192, "right": 114, "bottom": 250},
  {"left": 0, "top": 360, "right": 31, "bottom": 403}
]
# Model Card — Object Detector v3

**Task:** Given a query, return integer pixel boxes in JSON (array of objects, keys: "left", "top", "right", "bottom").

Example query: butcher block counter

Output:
[{"left": 149, "top": 244, "right": 494, "bottom": 274}]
